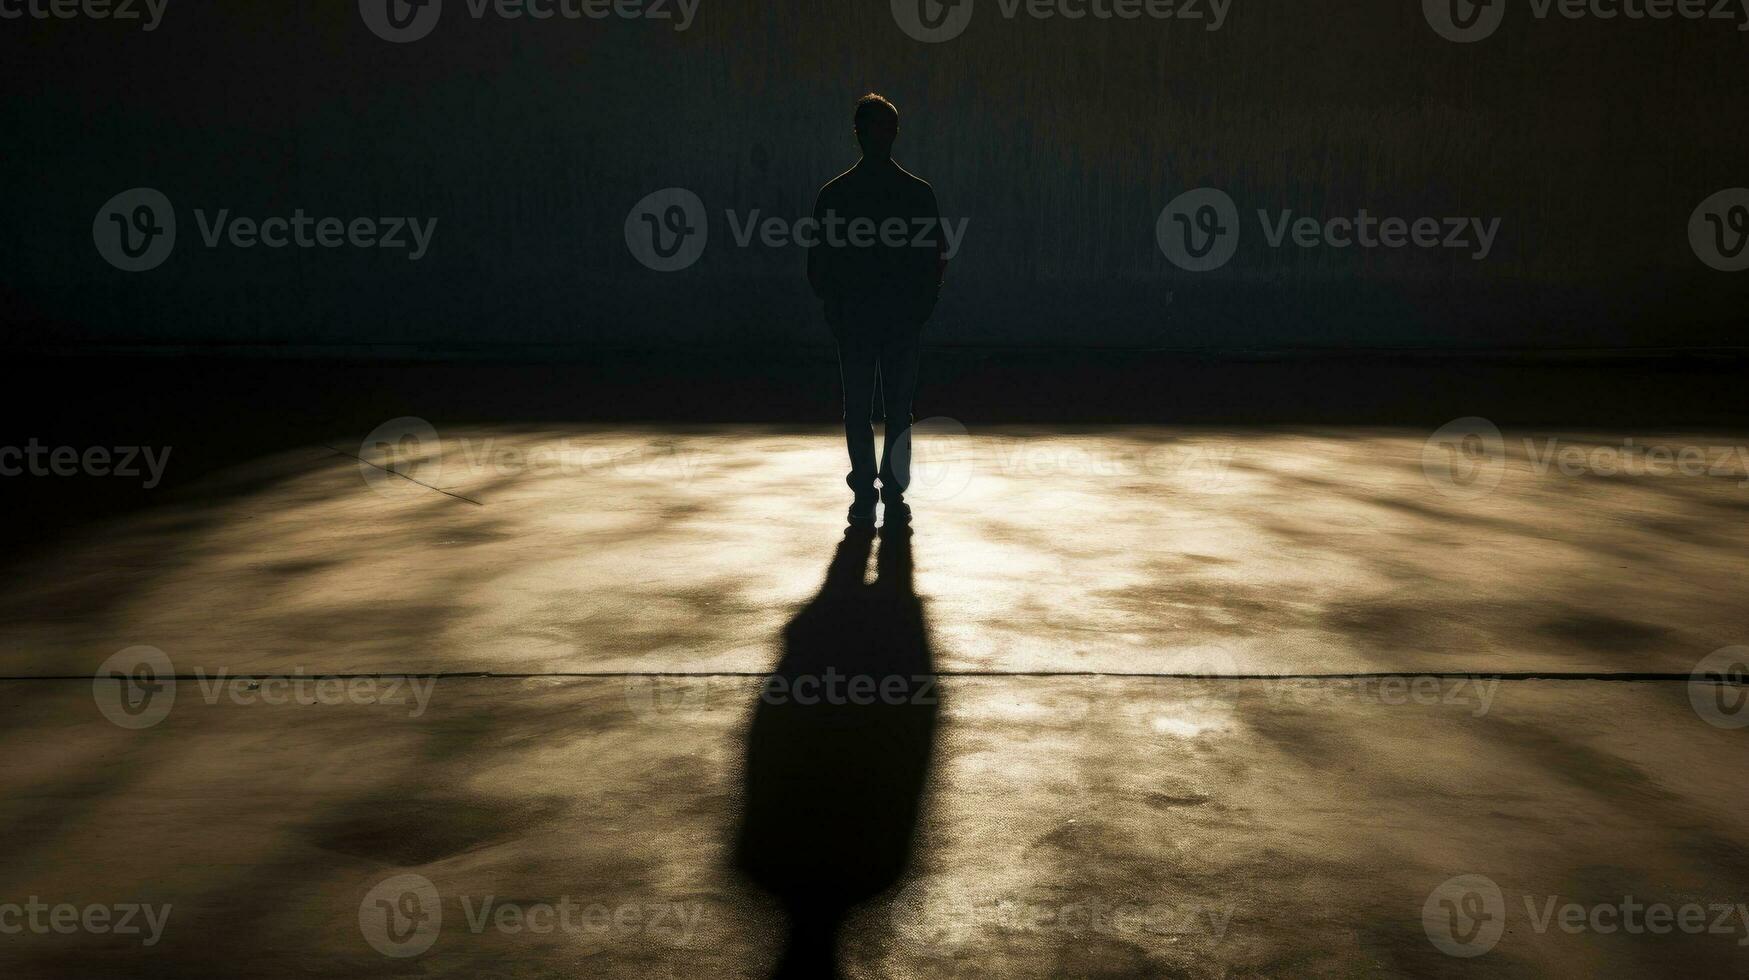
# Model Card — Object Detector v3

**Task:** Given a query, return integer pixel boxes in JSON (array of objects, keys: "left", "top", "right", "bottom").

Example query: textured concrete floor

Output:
[
  {"left": 2, "top": 425, "right": 1748, "bottom": 977},
  {"left": 4, "top": 425, "right": 1747, "bottom": 676}
]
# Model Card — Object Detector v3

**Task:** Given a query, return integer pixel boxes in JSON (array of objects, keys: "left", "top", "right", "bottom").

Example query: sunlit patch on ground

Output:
[{"left": 3, "top": 425, "right": 1749, "bottom": 976}]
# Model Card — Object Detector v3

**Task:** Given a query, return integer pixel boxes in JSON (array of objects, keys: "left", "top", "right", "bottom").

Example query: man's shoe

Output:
[
  {"left": 882, "top": 496, "right": 912, "bottom": 526},
  {"left": 848, "top": 496, "right": 878, "bottom": 527}
]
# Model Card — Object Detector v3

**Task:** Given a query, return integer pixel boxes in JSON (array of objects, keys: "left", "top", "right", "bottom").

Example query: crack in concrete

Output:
[{"left": 1, "top": 671, "right": 1737, "bottom": 682}]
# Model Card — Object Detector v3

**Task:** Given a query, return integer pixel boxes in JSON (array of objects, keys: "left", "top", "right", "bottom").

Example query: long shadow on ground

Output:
[{"left": 735, "top": 525, "right": 940, "bottom": 979}]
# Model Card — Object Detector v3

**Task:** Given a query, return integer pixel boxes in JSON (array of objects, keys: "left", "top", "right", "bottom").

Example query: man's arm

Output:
[
  {"left": 929, "top": 186, "right": 947, "bottom": 295},
  {"left": 912, "top": 184, "right": 947, "bottom": 325},
  {"left": 806, "top": 188, "right": 832, "bottom": 302},
  {"left": 806, "top": 186, "right": 847, "bottom": 334}
]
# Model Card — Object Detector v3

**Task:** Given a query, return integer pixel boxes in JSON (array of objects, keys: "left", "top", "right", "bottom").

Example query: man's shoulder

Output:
[
  {"left": 816, "top": 165, "right": 860, "bottom": 198},
  {"left": 818, "top": 161, "right": 934, "bottom": 194},
  {"left": 891, "top": 162, "right": 933, "bottom": 193}
]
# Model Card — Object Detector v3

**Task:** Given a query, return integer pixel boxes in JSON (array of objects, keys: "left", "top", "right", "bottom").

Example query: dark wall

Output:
[{"left": 3, "top": 0, "right": 1745, "bottom": 350}]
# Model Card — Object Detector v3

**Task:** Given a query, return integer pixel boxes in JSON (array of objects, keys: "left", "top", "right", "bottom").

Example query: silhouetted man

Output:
[{"left": 807, "top": 93, "right": 947, "bottom": 527}]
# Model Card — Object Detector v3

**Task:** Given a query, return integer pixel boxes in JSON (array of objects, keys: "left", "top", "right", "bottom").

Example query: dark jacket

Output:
[{"left": 806, "top": 159, "right": 947, "bottom": 333}]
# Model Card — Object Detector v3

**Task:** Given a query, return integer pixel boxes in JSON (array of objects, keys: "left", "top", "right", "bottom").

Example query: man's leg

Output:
[
  {"left": 875, "top": 329, "right": 922, "bottom": 503},
  {"left": 837, "top": 333, "right": 881, "bottom": 506}
]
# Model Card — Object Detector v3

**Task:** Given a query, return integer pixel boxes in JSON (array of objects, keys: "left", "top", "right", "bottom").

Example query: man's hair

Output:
[{"left": 853, "top": 93, "right": 898, "bottom": 134}]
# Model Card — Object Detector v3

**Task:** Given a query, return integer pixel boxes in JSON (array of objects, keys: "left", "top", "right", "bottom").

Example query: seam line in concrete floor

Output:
[
  {"left": 322, "top": 445, "right": 485, "bottom": 505},
  {"left": 1, "top": 672, "right": 1737, "bottom": 682}
]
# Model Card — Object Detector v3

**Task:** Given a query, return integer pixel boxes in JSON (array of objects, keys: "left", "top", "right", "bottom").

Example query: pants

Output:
[{"left": 837, "top": 324, "right": 920, "bottom": 498}]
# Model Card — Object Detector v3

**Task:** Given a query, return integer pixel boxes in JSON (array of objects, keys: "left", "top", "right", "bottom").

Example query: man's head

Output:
[{"left": 853, "top": 93, "right": 899, "bottom": 159}]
